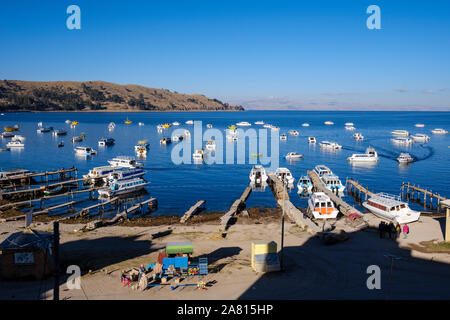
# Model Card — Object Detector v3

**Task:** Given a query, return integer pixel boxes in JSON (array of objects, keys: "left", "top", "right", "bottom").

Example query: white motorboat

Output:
[
  {"left": 74, "top": 146, "right": 97, "bottom": 156},
  {"left": 415, "top": 124, "right": 425, "bottom": 128},
  {"left": 12, "top": 135, "right": 26, "bottom": 141},
  {"left": 205, "top": 139, "right": 216, "bottom": 151},
  {"left": 313, "top": 165, "right": 333, "bottom": 177},
  {"left": 353, "top": 132, "right": 364, "bottom": 140},
  {"left": 108, "top": 156, "right": 143, "bottom": 168},
  {"left": 270, "top": 126, "right": 280, "bottom": 131},
  {"left": 302, "top": 123, "right": 310, "bottom": 127},
  {"left": 319, "top": 141, "right": 342, "bottom": 150},
  {"left": 297, "top": 176, "right": 313, "bottom": 195},
  {"left": 184, "top": 130, "right": 191, "bottom": 137},
  {"left": 285, "top": 152, "right": 303, "bottom": 160},
  {"left": 363, "top": 193, "right": 420, "bottom": 224},
  {"left": 192, "top": 149, "right": 204, "bottom": 161},
  {"left": 236, "top": 121, "right": 251, "bottom": 126},
  {"left": 53, "top": 130, "right": 67, "bottom": 136},
  {"left": 37, "top": 127, "right": 53, "bottom": 133},
  {"left": 6, "top": 140, "right": 24, "bottom": 148},
  {"left": 206, "top": 124, "right": 213, "bottom": 129},
  {"left": 391, "top": 130, "right": 409, "bottom": 136},
  {"left": 72, "top": 136, "right": 83, "bottom": 143},
  {"left": 431, "top": 128, "right": 448, "bottom": 134},
  {"left": 98, "top": 138, "right": 115, "bottom": 146},
  {"left": 307, "top": 192, "right": 339, "bottom": 219},
  {"left": 103, "top": 167, "right": 146, "bottom": 184},
  {"left": 226, "top": 135, "right": 238, "bottom": 142},
  {"left": 171, "top": 134, "right": 184, "bottom": 142},
  {"left": 108, "top": 122, "right": 116, "bottom": 130},
  {"left": 98, "top": 177, "right": 149, "bottom": 198},
  {"left": 1, "top": 132, "right": 15, "bottom": 138},
  {"left": 83, "top": 166, "right": 116, "bottom": 182},
  {"left": 308, "top": 136, "right": 316, "bottom": 144},
  {"left": 289, "top": 130, "right": 299, "bottom": 136},
  {"left": 172, "top": 122, "right": 180, "bottom": 126},
  {"left": 38, "top": 122, "right": 43, "bottom": 127},
  {"left": 185, "top": 120, "right": 194, "bottom": 125},
  {"left": 345, "top": 126, "right": 355, "bottom": 131},
  {"left": 135, "top": 145, "right": 147, "bottom": 156},
  {"left": 275, "top": 168, "right": 295, "bottom": 185},
  {"left": 65, "top": 120, "right": 71, "bottom": 124},
  {"left": 411, "top": 133, "right": 430, "bottom": 142},
  {"left": 397, "top": 153, "right": 414, "bottom": 163},
  {"left": 263, "top": 124, "right": 272, "bottom": 129},
  {"left": 280, "top": 134, "right": 287, "bottom": 141},
  {"left": 138, "top": 122, "right": 144, "bottom": 126},
  {"left": 391, "top": 137, "right": 413, "bottom": 145},
  {"left": 324, "top": 121, "right": 334, "bottom": 125},
  {"left": 347, "top": 146, "right": 378, "bottom": 163},
  {"left": 321, "top": 173, "right": 345, "bottom": 194},
  {"left": 134, "top": 141, "right": 150, "bottom": 151},
  {"left": 345, "top": 122, "right": 354, "bottom": 126},
  {"left": 254, "top": 121, "right": 264, "bottom": 125},
  {"left": 249, "top": 165, "right": 268, "bottom": 184},
  {"left": 160, "top": 137, "right": 171, "bottom": 145}
]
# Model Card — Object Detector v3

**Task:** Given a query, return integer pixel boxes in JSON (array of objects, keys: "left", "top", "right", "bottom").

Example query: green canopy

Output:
[{"left": 165, "top": 241, "right": 193, "bottom": 255}]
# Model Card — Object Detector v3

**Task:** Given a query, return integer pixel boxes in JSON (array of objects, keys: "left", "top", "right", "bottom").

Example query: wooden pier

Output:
[
  {"left": 108, "top": 198, "right": 158, "bottom": 224},
  {"left": 180, "top": 200, "right": 206, "bottom": 223},
  {"left": 346, "top": 178, "right": 375, "bottom": 201},
  {"left": 267, "top": 173, "right": 320, "bottom": 234},
  {"left": 308, "top": 171, "right": 367, "bottom": 229},
  {"left": 401, "top": 182, "right": 447, "bottom": 210},
  {"left": 0, "top": 167, "right": 77, "bottom": 187},
  {"left": 220, "top": 186, "right": 252, "bottom": 231},
  {"left": 3, "top": 201, "right": 77, "bottom": 222}
]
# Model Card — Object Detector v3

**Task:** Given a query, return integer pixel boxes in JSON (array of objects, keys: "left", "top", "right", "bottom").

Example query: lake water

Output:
[{"left": 0, "top": 111, "right": 448, "bottom": 216}]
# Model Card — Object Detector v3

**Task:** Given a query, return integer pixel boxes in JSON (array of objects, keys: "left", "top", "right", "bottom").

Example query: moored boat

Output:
[
  {"left": 98, "top": 177, "right": 149, "bottom": 198},
  {"left": 192, "top": 149, "right": 204, "bottom": 161},
  {"left": 285, "top": 152, "right": 303, "bottom": 160},
  {"left": 391, "top": 137, "right": 413, "bottom": 145},
  {"left": 320, "top": 173, "right": 345, "bottom": 194},
  {"left": 324, "top": 121, "right": 334, "bottom": 125},
  {"left": 363, "top": 193, "right": 420, "bottom": 224},
  {"left": 297, "top": 176, "right": 313, "bottom": 195},
  {"left": 6, "top": 140, "right": 24, "bottom": 148},
  {"left": 249, "top": 165, "right": 268, "bottom": 184},
  {"left": 98, "top": 138, "right": 115, "bottom": 146},
  {"left": 353, "top": 132, "right": 364, "bottom": 140},
  {"left": 308, "top": 136, "right": 316, "bottom": 144},
  {"left": 236, "top": 121, "right": 251, "bottom": 127},
  {"left": 319, "top": 140, "right": 342, "bottom": 150},
  {"left": 411, "top": 133, "right": 430, "bottom": 142},
  {"left": 205, "top": 139, "right": 216, "bottom": 151},
  {"left": 275, "top": 168, "right": 295, "bottom": 185},
  {"left": 307, "top": 192, "right": 339, "bottom": 219},
  {"left": 431, "top": 128, "right": 448, "bottom": 134},
  {"left": 74, "top": 146, "right": 97, "bottom": 156},
  {"left": 108, "top": 156, "right": 143, "bottom": 168},
  {"left": 391, "top": 130, "right": 409, "bottom": 136},
  {"left": 289, "top": 130, "right": 299, "bottom": 136},
  {"left": 160, "top": 137, "right": 171, "bottom": 145}
]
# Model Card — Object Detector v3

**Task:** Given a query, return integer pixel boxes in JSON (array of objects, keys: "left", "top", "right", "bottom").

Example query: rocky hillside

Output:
[{"left": 0, "top": 80, "right": 244, "bottom": 112}]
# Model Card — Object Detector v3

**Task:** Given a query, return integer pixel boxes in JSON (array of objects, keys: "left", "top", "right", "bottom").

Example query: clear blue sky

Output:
[{"left": 0, "top": 0, "right": 449, "bottom": 110}]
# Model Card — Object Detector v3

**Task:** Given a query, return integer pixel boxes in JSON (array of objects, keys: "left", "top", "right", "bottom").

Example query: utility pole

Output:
[
  {"left": 280, "top": 177, "right": 286, "bottom": 271},
  {"left": 384, "top": 253, "right": 401, "bottom": 300},
  {"left": 53, "top": 221, "right": 60, "bottom": 301}
]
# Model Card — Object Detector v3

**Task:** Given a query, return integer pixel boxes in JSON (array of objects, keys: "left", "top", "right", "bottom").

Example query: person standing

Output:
[{"left": 403, "top": 224, "right": 409, "bottom": 239}]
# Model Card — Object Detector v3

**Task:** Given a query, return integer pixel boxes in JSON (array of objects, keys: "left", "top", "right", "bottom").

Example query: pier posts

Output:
[{"left": 53, "top": 221, "right": 60, "bottom": 301}]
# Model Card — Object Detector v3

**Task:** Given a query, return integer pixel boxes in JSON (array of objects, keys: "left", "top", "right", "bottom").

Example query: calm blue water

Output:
[{"left": 0, "top": 111, "right": 448, "bottom": 216}]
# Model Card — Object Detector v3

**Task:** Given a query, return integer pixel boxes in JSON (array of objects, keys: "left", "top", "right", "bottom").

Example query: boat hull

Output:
[{"left": 362, "top": 202, "right": 420, "bottom": 224}]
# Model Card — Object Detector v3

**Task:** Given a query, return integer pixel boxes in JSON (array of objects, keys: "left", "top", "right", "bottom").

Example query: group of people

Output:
[{"left": 379, "top": 221, "right": 410, "bottom": 239}]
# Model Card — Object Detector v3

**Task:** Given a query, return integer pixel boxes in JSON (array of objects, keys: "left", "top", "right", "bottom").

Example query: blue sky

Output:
[{"left": 0, "top": 0, "right": 449, "bottom": 110}]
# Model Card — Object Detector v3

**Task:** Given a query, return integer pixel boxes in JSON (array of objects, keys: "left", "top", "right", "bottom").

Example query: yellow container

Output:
[{"left": 251, "top": 241, "right": 277, "bottom": 270}]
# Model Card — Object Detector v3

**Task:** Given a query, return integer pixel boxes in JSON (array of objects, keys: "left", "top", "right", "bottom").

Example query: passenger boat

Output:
[
  {"left": 205, "top": 140, "right": 216, "bottom": 151},
  {"left": 236, "top": 121, "right": 251, "bottom": 126},
  {"left": 411, "top": 133, "right": 430, "bottom": 142},
  {"left": 275, "top": 168, "right": 295, "bottom": 185},
  {"left": 345, "top": 126, "right": 355, "bottom": 131},
  {"left": 353, "top": 132, "right": 364, "bottom": 140},
  {"left": 1, "top": 132, "right": 15, "bottom": 138},
  {"left": 415, "top": 124, "right": 425, "bottom": 128},
  {"left": 391, "top": 137, "right": 413, "bottom": 145},
  {"left": 302, "top": 123, "right": 310, "bottom": 127},
  {"left": 206, "top": 124, "right": 213, "bottom": 129},
  {"left": 0, "top": 169, "right": 31, "bottom": 179},
  {"left": 172, "top": 122, "right": 180, "bottom": 126},
  {"left": 192, "top": 149, "right": 204, "bottom": 161},
  {"left": 98, "top": 178, "right": 149, "bottom": 198},
  {"left": 313, "top": 165, "right": 333, "bottom": 177},
  {"left": 319, "top": 141, "right": 342, "bottom": 150},
  {"left": 297, "top": 176, "right": 313, "bottom": 195},
  {"left": 160, "top": 137, "right": 171, "bottom": 145},
  {"left": 124, "top": 118, "right": 132, "bottom": 124},
  {"left": 363, "top": 193, "right": 420, "bottom": 224},
  {"left": 74, "top": 146, "right": 97, "bottom": 156},
  {"left": 307, "top": 192, "right": 339, "bottom": 219},
  {"left": 83, "top": 166, "right": 116, "bottom": 182},
  {"left": 345, "top": 122, "right": 354, "bottom": 126},
  {"left": 53, "top": 130, "right": 67, "bottom": 136},
  {"left": 254, "top": 121, "right": 264, "bottom": 125},
  {"left": 6, "top": 140, "right": 24, "bottom": 148},
  {"left": 98, "top": 138, "right": 115, "bottom": 146},
  {"left": 171, "top": 135, "right": 184, "bottom": 142},
  {"left": 103, "top": 167, "right": 146, "bottom": 184},
  {"left": 347, "top": 146, "right": 378, "bottom": 163},
  {"left": 185, "top": 120, "right": 194, "bottom": 125},
  {"left": 289, "top": 130, "right": 299, "bottom": 136},
  {"left": 320, "top": 173, "right": 345, "bottom": 193},
  {"left": 391, "top": 130, "right": 409, "bottom": 136},
  {"left": 72, "top": 136, "right": 83, "bottom": 143},
  {"left": 249, "top": 165, "right": 268, "bottom": 184},
  {"left": 108, "top": 122, "right": 116, "bottom": 130},
  {"left": 37, "top": 127, "right": 53, "bottom": 133},
  {"left": 397, "top": 153, "right": 414, "bottom": 163},
  {"left": 280, "top": 134, "right": 287, "bottom": 141},
  {"left": 324, "top": 121, "right": 334, "bottom": 125},
  {"left": 308, "top": 136, "right": 316, "bottom": 144},
  {"left": 4, "top": 125, "right": 19, "bottom": 132},
  {"left": 108, "top": 156, "right": 143, "bottom": 168},
  {"left": 285, "top": 152, "right": 303, "bottom": 160},
  {"left": 431, "top": 128, "right": 448, "bottom": 134}
]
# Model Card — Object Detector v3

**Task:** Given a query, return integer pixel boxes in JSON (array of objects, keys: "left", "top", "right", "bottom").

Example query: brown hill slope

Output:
[{"left": 0, "top": 80, "right": 244, "bottom": 112}]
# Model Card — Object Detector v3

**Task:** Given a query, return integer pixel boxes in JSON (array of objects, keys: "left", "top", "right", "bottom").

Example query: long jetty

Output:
[
  {"left": 2, "top": 201, "right": 77, "bottom": 222},
  {"left": 308, "top": 171, "right": 367, "bottom": 228},
  {"left": 346, "top": 178, "right": 375, "bottom": 201},
  {"left": 108, "top": 198, "right": 158, "bottom": 224},
  {"left": 180, "top": 200, "right": 206, "bottom": 223},
  {"left": 267, "top": 173, "right": 320, "bottom": 234},
  {"left": 401, "top": 182, "right": 447, "bottom": 210},
  {"left": 220, "top": 186, "right": 252, "bottom": 231},
  {"left": 0, "top": 167, "right": 77, "bottom": 187}
]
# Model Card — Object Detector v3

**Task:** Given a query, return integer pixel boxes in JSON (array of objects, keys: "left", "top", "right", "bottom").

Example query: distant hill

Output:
[{"left": 0, "top": 80, "right": 244, "bottom": 112}]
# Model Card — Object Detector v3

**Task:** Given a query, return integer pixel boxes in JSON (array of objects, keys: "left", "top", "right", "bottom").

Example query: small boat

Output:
[
  {"left": 321, "top": 173, "right": 345, "bottom": 193},
  {"left": 74, "top": 146, "right": 97, "bottom": 156},
  {"left": 289, "top": 130, "right": 299, "bottom": 136},
  {"left": 345, "top": 122, "right": 354, "bottom": 126},
  {"left": 71, "top": 121, "right": 79, "bottom": 125},
  {"left": 363, "top": 193, "right": 420, "bottom": 224},
  {"left": 226, "top": 135, "right": 238, "bottom": 142},
  {"left": 324, "top": 121, "right": 334, "bottom": 125},
  {"left": 249, "top": 165, "right": 268, "bottom": 184},
  {"left": 411, "top": 133, "right": 430, "bottom": 142},
  {"left": 103, "top": 167, "right": 146, "bottom": 184},
  {"left": 171, "top": 135, "right": 184, "bottom": 142},
  {"left": 65, "top": 120, "right": 71, "bottom": 124},
  {"left": 124, "top": 118, "right": 132, "bottom": 124},
  {"left": 415, "top": 124, "right": 425, "bottom": 128},
  {"left": 134, "top": 140, "right": 150, "bottom": 151},
  {"left": 57, "top": 141, "right": 64, "bottom": 148},
  {"left": 53, "top": 130, "right": 67, "bottom": 136},
  {"left": 345, "top": 126, "right": 355, "bottom": 131},
  {"left": 185, "top": 120, "right": 194, "bottom": 125},
  {"left": 37, "top": 127, "right": 53, "bottom": 133},
  {"left": 263, "top": 124, "right": 272, "bottom": 129},
  {"left": 319, "top": 141, "right": 342, "bottom": 150},
  {"left": 206, "top": 124, "right": 213, "bottom": 129},
  {"left": 205, "top": 139, "right": 216, "bottom": 151},
  {"left": 297, "top": 176, "right": 312, "bottom": 195},
  {"left": 4, "top": 125, "right": 19, "bottom": 132},
  {"left": 254, "top": 121, "right": 264, "bottom": 125},
  {"left": 397, "top": 153, "right": 414, "bottom": 163},
  {"left": 391, "top": 137, "right": 413, "bottom": 145},
  {"left": 228, "top": 125, "right": 237, "bottom": 130},
  {"left": 308, "top": 136, "right": 316, "bottom": 144},
  {"left": 275, "top": 168, "right": 295, "bottom": 185},
  {"left": 286, "top": 152, "right": 303, "bottom": 160},
  {"left": 391, "top": 130, "right": 409, "bottom": 136},
  {"left": 70, "top": 124, "right": 76, "bottom": 129},
  {"left": 431, "top": 128, "right": 448, "bottom": 134},
  {"left": 172, "top": 122, "right": 180, "bottom": 126},
  {"left": 192, "top": 149, "right": 204, "bottom": 161},
  {"left": 160, "top": 137, "right": 171, "bottom": 145},
  {"left": 302, "top": 123, "right": 310, "bottom": 127},
  {"left": 98, "top": 177, "right": 149, "bottom": 198},
  {"left": 6, "top": 140, "right": 24, "bottom": 148},
  {"left": 308, "top": 192, "right": 339, "bottom": 219},
  {"left": 162, "top": 123, "right": 171, "bottom": 128},
  {"left": 347, "top": 146, "right": 378, "bottom": 163},
  {"left": 44, "top": 185, "right": 64, "bottom": 196},
  {"left": 135, "top": 145, "right": 147, "bottom": 156},
  {"left": 271, "top": 126, "right": 280, "bottom": 131},
  {"left": 138, "top": 122, "right": 144, "bottom": 126},
  {"left": 280, "top": 134, "right": 287, "bottom": 141},
  {"left": 38, "top": 122, "right": 43, "bottom": 127},
  {"left": 72, "top": 136, "right": 83, "bottom": 143},
  {"left": 313, "top": 165, "right": 333, "bottom": 177},
  {"left": 353, "top": 132, "right": 364, "bottom": 140},
  {"left": 0, "top": 147, "right": 10, "bottom": 152},
  {"left": 108, "top": 156, "right": 143, "bottom": 168},
  {"left": 1, "top": 132, "right": 15, "bottom": 138},
  {"left": 12, "top": 135, "right": 25, "bottom": 141},
  {"left": 184, "top": 130, "right": 191, "bottom": 137},
  {"left": 98, "top": 138, "right": 115, "bottom": 146},
  {"left": 108, "top": 122, "right": 116, "bottom": 130},
  {"left": 236, "top": 121, "right": 251, "bottom": 126}
]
